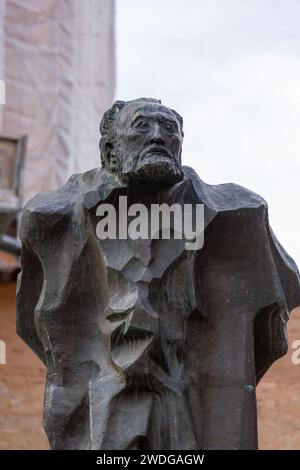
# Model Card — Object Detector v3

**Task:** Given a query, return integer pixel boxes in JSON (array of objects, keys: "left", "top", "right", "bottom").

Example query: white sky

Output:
[{"left": 116, "top": 0, "right": 300, "bottom": 267}]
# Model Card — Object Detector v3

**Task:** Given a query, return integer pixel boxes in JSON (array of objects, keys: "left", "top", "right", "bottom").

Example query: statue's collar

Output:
[
  {"left": 82, "top": 167, "right": 189, "bottom": 210},
  {"left": 82, "top": 168, "right": 128, "bottom": 209}
]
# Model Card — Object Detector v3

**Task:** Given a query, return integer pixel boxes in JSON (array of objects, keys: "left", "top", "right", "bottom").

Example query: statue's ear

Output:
[{"left": 102, "top": 141, "right": 120, "bottom": 172}]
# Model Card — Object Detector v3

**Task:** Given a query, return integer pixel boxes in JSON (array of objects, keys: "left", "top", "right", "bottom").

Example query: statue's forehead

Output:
[{"left": 117, "top": 102, "right": 176, "bottom": 126}]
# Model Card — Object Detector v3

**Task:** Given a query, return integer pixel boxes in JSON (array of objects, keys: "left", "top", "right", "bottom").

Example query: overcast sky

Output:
[{"left": 116, "top": 0, "right": 300, "bottom": 267}]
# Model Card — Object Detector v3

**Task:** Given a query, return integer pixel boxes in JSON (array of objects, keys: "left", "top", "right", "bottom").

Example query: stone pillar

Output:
[{"left": 2, "top": 0, "right": 115, "bottom": 202}]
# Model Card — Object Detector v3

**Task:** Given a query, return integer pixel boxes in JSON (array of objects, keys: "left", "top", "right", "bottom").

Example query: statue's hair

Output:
[{"left": 99, "top": 97, "right": 184, "bottom": 168}]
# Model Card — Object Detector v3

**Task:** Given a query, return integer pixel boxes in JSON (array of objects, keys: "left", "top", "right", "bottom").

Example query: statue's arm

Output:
[
  {"left": 16, "top": 208, "right": 46, "bottom": 364},
  {"left": 17, "top": 198, "right": 118, "bottom": 448}
]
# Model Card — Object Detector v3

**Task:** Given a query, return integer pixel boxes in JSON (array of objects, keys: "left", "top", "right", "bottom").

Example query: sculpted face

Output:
[{"left": 115, "top": 102, "right": 184, "bottom": 184}]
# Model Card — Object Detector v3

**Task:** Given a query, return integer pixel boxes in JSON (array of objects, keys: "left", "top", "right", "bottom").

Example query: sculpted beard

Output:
[{"left": 117, "top": 149, "right": 184, "bottom": 184}]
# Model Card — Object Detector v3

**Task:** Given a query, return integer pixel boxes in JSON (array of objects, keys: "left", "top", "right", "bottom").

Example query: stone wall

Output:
[{"left": 0, "top": 0, "right": 115, "bottom": 202}]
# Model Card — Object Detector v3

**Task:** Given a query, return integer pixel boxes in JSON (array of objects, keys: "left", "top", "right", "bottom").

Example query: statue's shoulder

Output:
[
  {"left": 183, "top": 165, "right": 267, "bottom": 211},
  {"left": 20, "top": 168, "right": 103, "bottom": 241}
]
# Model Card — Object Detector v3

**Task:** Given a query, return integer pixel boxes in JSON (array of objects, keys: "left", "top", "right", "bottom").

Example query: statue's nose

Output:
[{"left": 149, "top": 123, "right": 165, "bottom": 145}]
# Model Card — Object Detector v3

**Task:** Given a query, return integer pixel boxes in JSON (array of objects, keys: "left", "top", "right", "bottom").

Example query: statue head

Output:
[{"left": 100, "top": 98, "right": 184, "bottom": 184}]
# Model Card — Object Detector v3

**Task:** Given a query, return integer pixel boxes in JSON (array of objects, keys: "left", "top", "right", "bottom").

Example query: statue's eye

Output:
[
  {"left": 136, "top": 119, "right": 148, "bottom": 130},
  {"left": 164, "top": 122, "right": 175, "bottom": 132}
]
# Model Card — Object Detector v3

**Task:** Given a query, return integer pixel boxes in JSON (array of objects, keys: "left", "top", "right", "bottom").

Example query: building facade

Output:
[{"left": 0, "top": 0, "right": 115, "bottom": 202}]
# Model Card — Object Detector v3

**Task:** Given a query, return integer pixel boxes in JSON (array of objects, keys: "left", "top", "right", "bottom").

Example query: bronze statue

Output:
[{"left": 17, "top": 98, "right": 300, "bottom": 449}]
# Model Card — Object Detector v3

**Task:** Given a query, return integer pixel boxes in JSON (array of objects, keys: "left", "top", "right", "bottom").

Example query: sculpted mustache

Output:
[
  {"left": 143, "top": 146, "right": 170, "bottom": 156},
  {"left": 121, "top": 149, "right": 181, "bottom": 173},
  {"left": 141, "top": 147, "right": 178, "bottom": 163}
]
